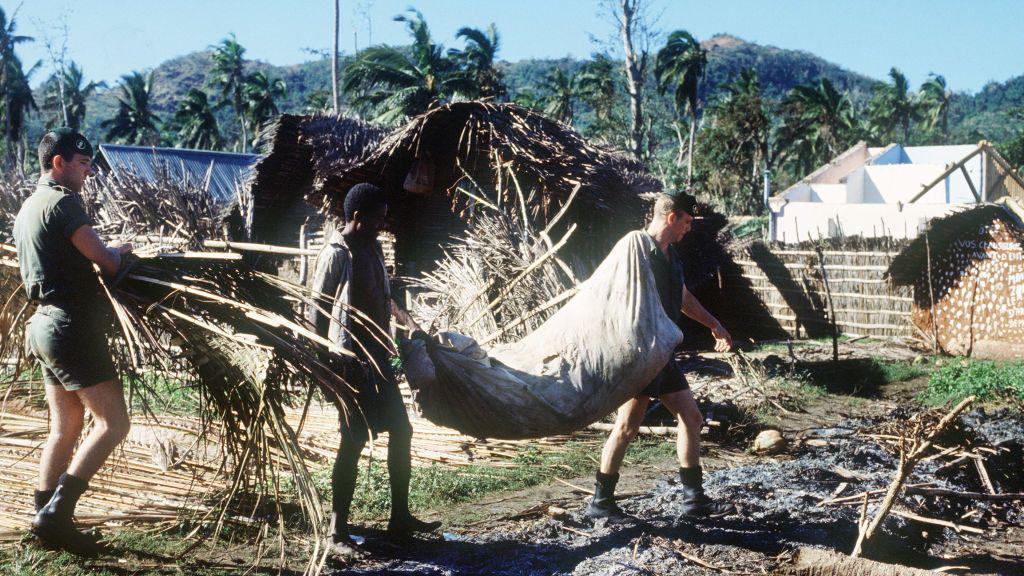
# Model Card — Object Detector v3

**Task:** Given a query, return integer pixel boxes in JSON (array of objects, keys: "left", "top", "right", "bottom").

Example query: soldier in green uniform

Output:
[{"left": 13, "top": 128, "right": 133, "bottom": 552}]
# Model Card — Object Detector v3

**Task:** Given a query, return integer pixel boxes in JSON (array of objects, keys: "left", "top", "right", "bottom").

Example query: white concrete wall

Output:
[
  {"left": 808, "top": 183, "right": 846, "bottom": 203},
  {"left": 770, "top": 201, "right": 968, "bottom": 243},
  {"left": 861, "top": 164, "right": 946, "bottom": 203}
]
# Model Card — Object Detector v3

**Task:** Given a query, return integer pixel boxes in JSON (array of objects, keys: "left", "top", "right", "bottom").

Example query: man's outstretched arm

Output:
[{"left": 680, "top": 285, "right": 732, "bottom": 352}]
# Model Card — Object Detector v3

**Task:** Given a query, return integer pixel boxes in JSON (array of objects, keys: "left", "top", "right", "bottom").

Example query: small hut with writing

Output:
[{"left": 886, "top": 201, "right": 1024, "bottom": 359}]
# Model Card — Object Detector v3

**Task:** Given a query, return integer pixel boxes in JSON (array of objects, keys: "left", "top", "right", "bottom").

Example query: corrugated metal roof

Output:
[{"left": 97, "top": 144, "right": 258, "bottom": 203}]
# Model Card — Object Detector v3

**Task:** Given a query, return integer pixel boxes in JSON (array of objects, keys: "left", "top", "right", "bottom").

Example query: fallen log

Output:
[{"left": 785, "top": 547, "right": 936, "bottom": 576}]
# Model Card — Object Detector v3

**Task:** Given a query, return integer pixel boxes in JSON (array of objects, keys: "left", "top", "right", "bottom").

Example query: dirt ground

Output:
[
  {"left": 322, "top": 339, "right": 1024, "bottom": 576},
  {"left": 4, "top": 339, "right": 1021, "bottom": 575}
]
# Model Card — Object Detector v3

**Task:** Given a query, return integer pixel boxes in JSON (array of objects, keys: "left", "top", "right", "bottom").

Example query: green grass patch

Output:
[
  {"left": 127, "top": 371, "right": 201, "bottom": 416},
  {"left": 919, "top": 360, "right": 1024, "bottom": 406},
  {"left": 878, "top": 360, "right": 930, "bottom": 383},
  {"left": 299, "top": 437, "right": 673, "bottom": 521}
]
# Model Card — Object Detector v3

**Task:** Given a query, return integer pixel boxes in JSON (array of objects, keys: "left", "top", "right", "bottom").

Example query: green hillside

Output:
[{"left": 25, "top": 33, "right": 1023, "bottom": 156}]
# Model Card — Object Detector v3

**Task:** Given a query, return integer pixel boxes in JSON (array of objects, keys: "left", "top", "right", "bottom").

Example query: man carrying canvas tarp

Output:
[
  {"left": 308, "top": 183, "right": 441, "bottom": 560},
  {"left": 14, "top": 128, "right": 134, "bottom": 553},
  {"left": 585, "top": 191, "right": 735, "bottom": 524}
]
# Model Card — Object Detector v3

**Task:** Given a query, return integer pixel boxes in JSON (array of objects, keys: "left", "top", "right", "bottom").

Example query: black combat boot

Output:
[
  {"left": 584, "top": 471, "right": 634, "bottom": 525},
  {"left": 31, "top": 473, "right": 100, "bottom": 554},
  {"left": 34, "top": 489, "right": 55, "bottom": 513},
  {"left": 678, "top": 467, "right": 734, "bottom": 518}
]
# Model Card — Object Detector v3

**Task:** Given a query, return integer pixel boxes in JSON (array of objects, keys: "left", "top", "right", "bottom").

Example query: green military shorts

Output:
[{"left": 26, "top": 304, "right": 117, "bottom": 391}]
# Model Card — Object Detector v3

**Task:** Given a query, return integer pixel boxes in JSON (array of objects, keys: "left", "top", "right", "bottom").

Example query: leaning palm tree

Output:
[
  {"left": 775, "top": 77, "right": 857, "bottom": 177},
  {"left": 342, "top": 9, "right": 473, "bottom": 124},
  {"left": 655, "top": 30, "right": 708, "bottom": 180},
  {"left": 43, "top": 62, "right": 105, "bottom": 130},
  {"left": 170, "top": 88, "right": 222, "bottom": 150},
  {"left": 101, "top": 71, "right": 161, "bottom": 145},
  {"left": 539, "top": 68, "right": 575, "bottom": 124},
  {"left": 243, "top": 71, "right": 286, "bottom": 145},
  {"left": 919, "top": 73, "right": 951, "bottom": 143},
  {"left": 451, "top": 23, "right": 506, "bottom": 100},
  {"left": 869, "top": 67, "right": 919, "bottom": 145},
  {"left": 209, "top": 34, "right": 248, "bottom": 151}
]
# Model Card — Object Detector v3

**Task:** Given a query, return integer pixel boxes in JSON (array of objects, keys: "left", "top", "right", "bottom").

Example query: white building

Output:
[{"left": 768, "top": 141, "right": 1024, "bottom": 243}]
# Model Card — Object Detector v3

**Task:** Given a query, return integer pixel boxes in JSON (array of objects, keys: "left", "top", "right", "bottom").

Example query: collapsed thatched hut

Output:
[
  {"left": 255, "top": 101, "right": 659, "bottom": 280},
  {"left": 886, "top": 201, "right": 1024, "bottom": 359}
]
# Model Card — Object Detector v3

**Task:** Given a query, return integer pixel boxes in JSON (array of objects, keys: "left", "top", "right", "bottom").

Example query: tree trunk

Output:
[
  {"left": 236, "top": 91, "right": 248, "bottom": 153},
  {"left": 672, "top": 119, "right": 686, "bottom": 166},
  {"left": 619, "top": 0, "right": 645, "bottom": 161},
  {"left": 332, "top": 0, "right": 340, "bottom": 115},
  {"left": 687, "top": 113, "right": 697, "bottom": 184}
]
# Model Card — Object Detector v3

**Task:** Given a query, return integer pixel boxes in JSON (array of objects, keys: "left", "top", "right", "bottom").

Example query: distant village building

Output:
[
  {"left": 886, "top": 201, "right": 1024, "bottom": 359},
  {"left": 96, "top": 144, "right": 258, "bottom": 204},
  {"left": 769, "top": 141, "right": 1024, "bottom": 243}
]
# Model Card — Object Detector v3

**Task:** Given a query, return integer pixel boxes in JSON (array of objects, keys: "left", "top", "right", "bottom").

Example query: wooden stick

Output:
[
  {"left": 889, "top": 509, "right": 985, "bottom": 534},
  {"left": 851, "top": 396, "right": 976, "bottom": 557},
  {"left": 905, "top": 487, "right": 1024, "bottom": 501}
]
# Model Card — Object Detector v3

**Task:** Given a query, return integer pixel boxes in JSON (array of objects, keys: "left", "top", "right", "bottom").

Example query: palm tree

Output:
[
  {"left": 243, "top": 71, "right": 286, "bottom": 145},
  {"left": 539, "top": 68, "right": 575, "bottom": 124},
  {"left": 101, "top": 71, "right": 160, "bottom": 145},
  {"left": 170, "top": 88, "right": 222, "bottom": 150},
  {"left": 655, "top": 30, "right": 708, "bottom": 180},
  {"left": 577, "top": 53, "right": 617, "bottom": 122},
  {"left": 342, "top": 9, "right": 473, "bottom": 124},
  {"left": 209, "top": 34, "right": 248, "bottom": 151},
  {"left": 775, "top": 78, "right": 857, "bottom": 177},
  {"left": 869, "top": 67, "right": 919, "bottom": 145},
  {"left": 43, "top": 62, "right": 105, "bottom": 130},
  {"left": 919, "top": 74, "right": 951, "bottom": 143},
  {"left": 451, "top": 23, "right": 505, "bottom": 100},
  {"left": 0, "top": 6, "right": 34, "bottom": 163}
]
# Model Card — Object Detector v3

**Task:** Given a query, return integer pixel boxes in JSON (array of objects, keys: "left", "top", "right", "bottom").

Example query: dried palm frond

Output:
[
  {"left": 0, "top": 169, "right": 373, "bottom": 575},
  {"left": 409, "top": 209, "right": 578, "bottom": 344}
]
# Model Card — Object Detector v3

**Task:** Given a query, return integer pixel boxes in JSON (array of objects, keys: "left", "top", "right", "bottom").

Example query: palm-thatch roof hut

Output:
[
  {"left": 245, "top": 114, "right": 389, "bottom": 246},
  {"left": 886, "top": 201, "right": 1024, "bottom": 359},
  {"left": 248, "top": 101, "right": 660, "bottom": 281}
]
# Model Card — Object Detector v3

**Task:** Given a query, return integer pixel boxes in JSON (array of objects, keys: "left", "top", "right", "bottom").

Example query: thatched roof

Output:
[
  {"left": 886, "top": 203, "right": 1024, "bottom": 286},
  {"left": 315, "top": 101, "right": 660, "bottom": 230},
  {"left": 245, "top": 114, "right": 389, "bottom": 241}
]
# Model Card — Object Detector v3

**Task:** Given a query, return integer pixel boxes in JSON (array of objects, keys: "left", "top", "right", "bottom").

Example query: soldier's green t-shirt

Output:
[{"left": 13, "top": 177, "right": 100, "bottom": 303}]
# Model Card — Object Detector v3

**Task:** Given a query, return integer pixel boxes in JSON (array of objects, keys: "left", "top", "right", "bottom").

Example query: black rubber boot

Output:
[
  {"left": 31, "top": 473, "right": 100, "bottom": 554},
  {"left": 678, "top": 467, "right": 733, "bottom": 518},
  {"left": 34, "top": 489, "right": 55, "bottom": 513},
  {"left": 584, "top": 471, "right": 634, "bottom": 525}
]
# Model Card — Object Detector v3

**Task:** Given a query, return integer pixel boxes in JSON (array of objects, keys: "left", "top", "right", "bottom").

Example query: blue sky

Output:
[{"left": 9, "top": 0, "right": 1024, "bottom": 94}]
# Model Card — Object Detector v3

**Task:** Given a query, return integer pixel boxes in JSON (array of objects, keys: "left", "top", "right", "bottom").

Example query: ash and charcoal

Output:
[{"left": 328, "top": 409, "right": 1024, "bottom": 576}]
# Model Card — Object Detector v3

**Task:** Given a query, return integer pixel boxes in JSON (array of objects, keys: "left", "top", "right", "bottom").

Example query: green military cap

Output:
[{"left": 47, "top": 127, "right": 94, "bottom": 159}]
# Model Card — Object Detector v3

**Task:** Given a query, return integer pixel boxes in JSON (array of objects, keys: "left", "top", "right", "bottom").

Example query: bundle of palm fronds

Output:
[
  {"left": 408, "top": 208, "right": 579, "bottom": 345},
  {"left": 81, "top": 168, "right": 227, "bottom": 244},
  {"left": 0, "top": 169, "right": 364, "bottom": 573}
]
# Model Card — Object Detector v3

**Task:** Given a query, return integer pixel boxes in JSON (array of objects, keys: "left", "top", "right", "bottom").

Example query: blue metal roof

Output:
[{"left": 97, "top": 144, "right": 258, "bottom": 203}]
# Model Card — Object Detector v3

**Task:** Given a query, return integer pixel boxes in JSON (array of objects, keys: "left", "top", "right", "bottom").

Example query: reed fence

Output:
[{"left": 728, "top": 242, "right": 915, "bottom": 340}]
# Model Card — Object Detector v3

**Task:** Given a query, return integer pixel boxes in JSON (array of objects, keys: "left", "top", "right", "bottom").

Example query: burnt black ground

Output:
[{"left": 326, "top": 409, "right": 1024, "bottom": 576}]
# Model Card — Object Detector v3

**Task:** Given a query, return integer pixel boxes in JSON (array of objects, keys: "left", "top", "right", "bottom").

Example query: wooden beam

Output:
[
  {"left": 906, "top": 144, "right": 983, "bottom": 204},
  {"left": 984, "top": 143, "right": 1024, "bottom": 193},
  {"left": 960, "top": 164, "right": 981, "bottom": 202}
]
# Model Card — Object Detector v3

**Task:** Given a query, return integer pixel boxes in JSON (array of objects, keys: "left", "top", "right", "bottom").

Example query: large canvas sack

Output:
[{"left": 402, "top": 231, "right": 684, "bottom": 439}]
